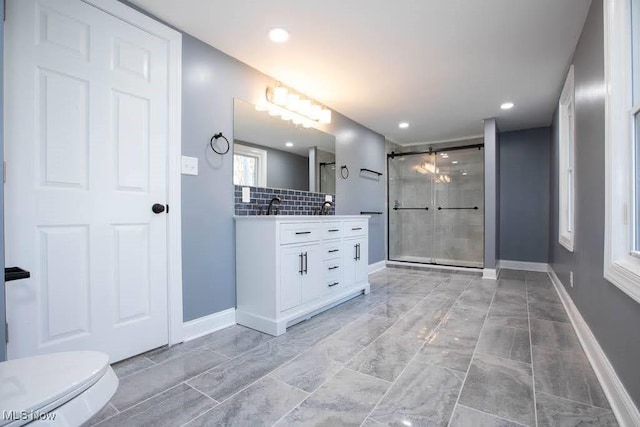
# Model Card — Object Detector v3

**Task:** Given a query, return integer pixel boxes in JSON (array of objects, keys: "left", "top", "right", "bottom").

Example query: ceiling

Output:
[
  {"left": 234, "top": 98, "right": 335, "bottom": 157},
  {"left": 129, "top": 0, "right": 591, "bottom": 145}
]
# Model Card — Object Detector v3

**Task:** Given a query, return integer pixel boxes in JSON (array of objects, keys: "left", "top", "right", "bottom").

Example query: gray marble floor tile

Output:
[
  {"left": 331, "top": 314, "right": 396, "bottom": 347},
  {"left": 436, "top": 303, "right": 487, "bottom": 339},
  {"left": 532, "top": 346, "right": 610, "bottom": 409},
  {"left": 457, "top": 286, "right": 495, "bottom": 309},
  {"left": 528, "top": 301, "right": 569, "bottom": 323},
  {"left": 370, "top": 360, "right": 463, "bottom": 426},
  {"left": 187, "top": 340, "right": 300, "bottom": 402},
  {"left": 271, "top": 336, "right": 364, "bottom": 392},
  {"left": 493, "top": 291, "right": 527, "bottom": 307},
  {"left": 488, "top": 300, "right": 529, "bottom": 320},
  {"left": 499, "top": 269, "right": 526, "bottom": 280},
  {"left": 275, "top": 314, "right": 344, "bottom": 352},
  {"left": 98, "top": 384, "right": 217, "bottom": 427},
  {"left": 347, "top": 333, "right": 419, "bottom": 382},
  {"left": 527, "top": 282, "right": 561, "bottom": 305},
  {"left": 450, "top": 404, "right": 526, "bottom": 426},
  {"left": 496, "top": 279, "right": 527, "bottom": 297},
  {"left": 185, "top": 376, "right": 308, "bottom": 427},
  {"left": 199, "top": 325, "right": 274, "bottom": 358},
  {"left": 369, "top": 293, "right": 423, "bottom": 320},
  {"left": 476, "top": 323, "right": 531, "bottom": 364},
  {"left": 109, "top": 348, "right": 229, "bottom": 411},
  {"left": 525, "top": 271, "right": 551, "bottom": 282},
  {"left": 535, "top": 391, "right": 618, "bottom": 427},
  {"left": 458, "top": 353, "right": 535, "bottom": 426},
  {"left": 416, "top": 329, "right": 477, "bottom": 372},
  {"left": 483, "top": 315, "right": 530, "bottom": 330},
  {"left": 88, "top": 403, "right": 118, "bottom": 425},
  {"left": 276, "top": 368, "right": 389, "bottom": 426},
  {"left": 530, "top": 318, "right": 581, "bottom": 351},
  {"left": 144, "top": 339, "right": 210, "bottom": 365},
  {"left": 361, "top": 417, "right": 383, "bottom": 426},
  {"left": 111, "top": 354, "right": 155, "bottom": 379}
]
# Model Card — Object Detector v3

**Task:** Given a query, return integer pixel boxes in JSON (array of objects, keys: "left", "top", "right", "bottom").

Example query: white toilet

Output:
[{"left": 0, "top": 351, "right": 118, "bottom": 426}]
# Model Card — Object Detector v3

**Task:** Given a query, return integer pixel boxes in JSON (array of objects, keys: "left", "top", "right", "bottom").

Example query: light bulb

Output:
[{"left": 273, "top": 86, "right": 288, "bottom": 105}]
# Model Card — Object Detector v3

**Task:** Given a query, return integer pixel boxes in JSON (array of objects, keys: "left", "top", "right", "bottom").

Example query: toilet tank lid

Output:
[{"left": 0, "top": 351, "right": 110, "bottom": 417}]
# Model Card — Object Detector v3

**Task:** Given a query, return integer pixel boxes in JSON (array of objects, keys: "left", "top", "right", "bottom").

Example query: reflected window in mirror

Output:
[{"left": 233, "top": 144, "right": 267, "bottom": 187}]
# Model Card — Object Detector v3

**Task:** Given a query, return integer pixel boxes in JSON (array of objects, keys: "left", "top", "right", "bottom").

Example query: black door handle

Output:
[
  {"left": 304, "top": 252, "right": 308, "bottom": 274},
  {"left": 152, "top": 203, "right": 165, "bottom": 214},
  {"left": 299, "top": 253, "right": 304, "bottom": 275}
]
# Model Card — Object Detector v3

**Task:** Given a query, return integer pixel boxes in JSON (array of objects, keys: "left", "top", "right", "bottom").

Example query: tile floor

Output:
[{"left": 89, "top": 268, "right": 618, "bottom": 426}]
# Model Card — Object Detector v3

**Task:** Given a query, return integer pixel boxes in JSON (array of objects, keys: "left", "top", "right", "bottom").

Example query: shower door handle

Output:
[{"left": 437, "top": 206, "right": 479, "bottom": 210}]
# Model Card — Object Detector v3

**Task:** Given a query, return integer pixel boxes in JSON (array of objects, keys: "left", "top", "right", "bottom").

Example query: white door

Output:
[{"left": 4, "top": 0, "right": 171, "bottom": 362}]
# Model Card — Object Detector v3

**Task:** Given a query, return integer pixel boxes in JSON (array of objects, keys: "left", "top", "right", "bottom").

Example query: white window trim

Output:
[
  {"left": 559, "top": 65, "right": 576, "bottom": 252},
  {"left": 604, "top": 0, "right": 640, "bottom": 304},
  {"left": 234, "top": 143, "right": 268, "bottom": 187}
]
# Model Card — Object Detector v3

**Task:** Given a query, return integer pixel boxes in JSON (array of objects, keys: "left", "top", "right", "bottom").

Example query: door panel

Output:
[
  {"left": 280, "top": 247, "right": 303, "bottom": 312},
  {"left": 301, "top": 245, "right": 322, "bottom": 303},
  {"left": 5, "top": 0, "right": 170, "bottom": 362}
]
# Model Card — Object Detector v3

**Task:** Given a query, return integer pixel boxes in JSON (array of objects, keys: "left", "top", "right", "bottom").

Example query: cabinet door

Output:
[
  {"left": 342, "top": 239, "right": 359, "bottom": 286},
  {"left": 280, "top": 246, "right": 304, "bottom": 311},
  {"left": 301, "top": 245, "right": 323, "bottom": 303},
  {"left": 354, "top": 237, "right": 369, "bottom": 284}
]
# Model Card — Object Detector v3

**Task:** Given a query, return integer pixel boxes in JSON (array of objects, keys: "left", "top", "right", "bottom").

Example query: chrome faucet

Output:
[
  {"left": 320, "top": 200, "right": 334, "bottom": 215},
  {"left": 267, "top": 196, "right": 281, "bottom": 215}
]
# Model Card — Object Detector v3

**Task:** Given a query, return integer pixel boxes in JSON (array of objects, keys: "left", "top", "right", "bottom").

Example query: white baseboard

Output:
[
  {"left": 182, "top": 308, "right": 236, "bottom": 342},
  {"left": 548, "top": 267, "right": 640, "bottom": 427},
  {"left": 368, "top": 260, "right": 386, "bottom": 274},
  {"left": 482, "top": 268, "right": 498, "bottom": 280},
  {"left": 499, "top": 260, "right": 549, "bottom": 272}
]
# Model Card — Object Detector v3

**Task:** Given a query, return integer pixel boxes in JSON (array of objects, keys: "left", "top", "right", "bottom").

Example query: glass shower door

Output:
[
  {"left": 388, "top": 153, "right": 434, "bottom": 263},
  {"left": 432, "top": 147, "right": 484, "bottom": 267}
]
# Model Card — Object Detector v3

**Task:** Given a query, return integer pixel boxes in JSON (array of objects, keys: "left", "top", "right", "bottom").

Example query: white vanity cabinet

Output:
[{"left": 235, "top": 216, "right": 370, "bottom": 336}]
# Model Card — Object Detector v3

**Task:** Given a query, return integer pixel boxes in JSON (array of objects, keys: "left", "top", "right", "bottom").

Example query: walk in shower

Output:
[{"left": 388, "top": 145, "right": 484, "bottom": 268}]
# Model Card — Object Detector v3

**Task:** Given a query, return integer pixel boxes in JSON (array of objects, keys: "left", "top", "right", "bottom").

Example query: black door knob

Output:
[{"left": 152, "top": 203, "right": 165, "bottom": 214}]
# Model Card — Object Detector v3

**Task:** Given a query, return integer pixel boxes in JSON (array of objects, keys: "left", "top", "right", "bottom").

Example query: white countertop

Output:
[{"left": 234, "top": 215, "right": 370, "bottom": 221}]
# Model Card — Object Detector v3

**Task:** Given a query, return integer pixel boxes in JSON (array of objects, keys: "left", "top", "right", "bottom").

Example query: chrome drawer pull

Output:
[
  {"left": 328, "top": 249, "right": 339, "bottom": 253},
  {"left": 295, "top": 231, "right": 311, "bottom": 235},
  {"left": 352, "top": 227, "right": 362, "bottom": 230},
  {"left": 328, "top": 229, "right": 339, "bottom": 232},
  {"left": 328, "top": 282, "right": 339, "bottom": 287},
  {"left": 328, "top": 266, "right": 339, "bottom": 270}
]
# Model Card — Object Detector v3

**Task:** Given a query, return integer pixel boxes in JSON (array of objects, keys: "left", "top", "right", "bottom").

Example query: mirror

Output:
[{"left": 233, "top": 98, "right": 336, "bottom": 192}]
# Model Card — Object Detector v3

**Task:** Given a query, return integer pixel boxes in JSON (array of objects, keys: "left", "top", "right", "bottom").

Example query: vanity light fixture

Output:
[
  {"left": 263, "top": 84, "right": 332, "bottom": 126},
  {"left": 268, "top": 28, "right": 290, "bottom": 43},
  {"left": 500, "top": 102, "right": 514, "bottom": 110},
  {"left": 398, "top": 122, "right": 410, "bottom": 129}
]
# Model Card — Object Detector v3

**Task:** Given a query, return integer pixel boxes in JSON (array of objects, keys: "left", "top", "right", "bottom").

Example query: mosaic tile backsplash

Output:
[{"left": 234, "top": 185, "right": 335, "bottom": 216}]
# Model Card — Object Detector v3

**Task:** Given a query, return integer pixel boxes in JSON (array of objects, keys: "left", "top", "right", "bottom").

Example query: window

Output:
[
  {"left": 559, "top": 66, "right": 575, "bottom": 252},
  {"left": 604, "top": 0, "right": 640, "bottom": 303},
  {"left": 233, "top": 144, "right": 267, "bottom": 187}
]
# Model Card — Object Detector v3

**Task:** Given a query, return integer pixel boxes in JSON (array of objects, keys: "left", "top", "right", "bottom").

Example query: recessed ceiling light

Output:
[
  {"left": 501, "top": 102, "right": 514, "bottom": 110},
  {"left": 285, "top": 142, "right": 294, "bottom": 147},
  {"left": 462, "top": 172, "right": 468, "bottom": 176},
  {"left": 452, "top": 160, "right": 458, "bottom": 164},
  {"left": 269, "top": 28, "right": 290, "bottom": 43},
  {"left": 398, "top": 122, "right": 409, "bottom": 129}
]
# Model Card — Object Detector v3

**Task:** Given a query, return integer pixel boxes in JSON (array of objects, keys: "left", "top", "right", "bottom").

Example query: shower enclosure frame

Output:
[{"left": 386, "top": 143, "right": 485, "bottom": 268}]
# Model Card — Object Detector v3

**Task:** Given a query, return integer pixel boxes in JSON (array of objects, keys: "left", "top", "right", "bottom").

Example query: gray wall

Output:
[
  {"left": 549, "top": 0, "right": 640, "bottom": 406},
  {"left": 499, "top": 127, "right": 550, "bottom": 263},
  {"left": 181, "top": 35, "right": 385, "bottom": 321},
  {"left": 484, "top": 119, "right": 499, "bottom": 269},
  {"left": 0, "top": 0, "right": 5, "bottom": 361},
  {"left": 120, "top": 0, "right": 387, "bottom": 321},
  {"left": 235, "top": 140, "right": 309, "bottom": 191}
]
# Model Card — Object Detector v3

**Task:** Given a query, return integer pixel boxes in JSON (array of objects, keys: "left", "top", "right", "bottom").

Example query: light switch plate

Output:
[
  {"left": 325, "top": 195, "right": 333, "bottom": 202},
  {"left": 242, "top": 187, "right": 251, "bottom": 203},
  {"left": 181, "top": 156, "right": 198, "bottom": 175}
]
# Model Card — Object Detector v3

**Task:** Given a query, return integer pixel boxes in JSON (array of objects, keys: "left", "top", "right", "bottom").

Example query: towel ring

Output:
[
  {"left": 340, "top": 165, "right": 349, "bottom": 179},
  {"left": 210, "top": 132, "right": 230, "bottom": 155}
]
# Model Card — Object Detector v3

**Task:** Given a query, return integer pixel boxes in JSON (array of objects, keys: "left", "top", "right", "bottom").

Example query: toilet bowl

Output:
[{"left": 0, "top": 351, "right": 118, "bottom": 426}]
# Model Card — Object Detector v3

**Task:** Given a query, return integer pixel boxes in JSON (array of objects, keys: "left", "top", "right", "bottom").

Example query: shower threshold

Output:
[{"left": 387, "top": 256, "right": 483, "bottom": 272}]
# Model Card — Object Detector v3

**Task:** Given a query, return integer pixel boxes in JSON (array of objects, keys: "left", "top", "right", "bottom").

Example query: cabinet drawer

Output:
[
  {"left": 325, "top": 277, "right": 342, "bottom": 292},
  {"left": 344, "top": 220, "right": 368, "bottom": 237},
  {"left": 322, "top": 242, "right": 342, "bottom": 260},
  {"left": 280, "top": 223, "right": 320, "bottom": 245},
  {"left": 323, "top": 259, "right": 343, "bottom": 276},
  {"left": 322, "top": 221, "right": 343, "bottom": 239}
]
